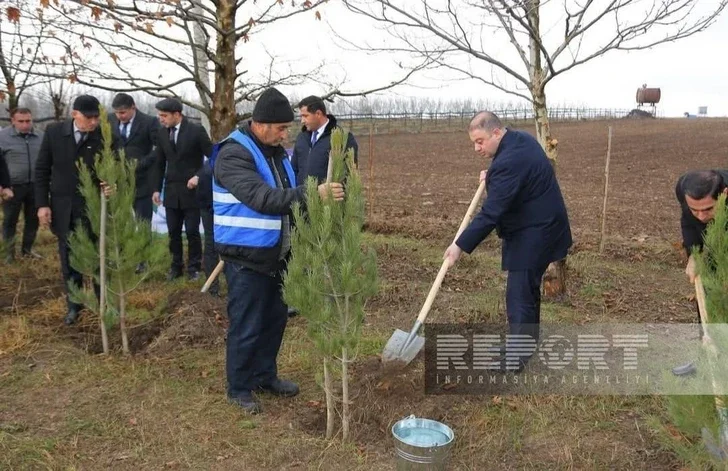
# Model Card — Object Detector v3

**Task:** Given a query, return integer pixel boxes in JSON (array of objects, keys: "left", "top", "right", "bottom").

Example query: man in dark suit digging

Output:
[{"left": 443, "top": 111, "right": 573, "bottom": 372}]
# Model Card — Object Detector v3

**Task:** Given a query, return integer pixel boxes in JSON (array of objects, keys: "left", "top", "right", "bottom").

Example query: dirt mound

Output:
[
  {"left": 623, "top": 108, "right": 655, "bottom": 119},
  {"left": 146, "top": 290, "right": 227, "bottom": 355},
  {"left": 65, "top": 290, "right": 228, "bottom": 355}
]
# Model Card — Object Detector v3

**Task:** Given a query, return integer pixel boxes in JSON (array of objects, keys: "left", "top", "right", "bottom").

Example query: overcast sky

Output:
[{"left": 258, "top": 1, "right": 728, "bottom": 118}]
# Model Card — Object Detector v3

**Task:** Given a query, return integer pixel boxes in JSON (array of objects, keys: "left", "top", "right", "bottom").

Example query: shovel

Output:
[
  {"left": 201, "top": 259, "right": 225, "bottom": 293},
  {"left": 382, "top": 179, "right": 486, "bottom": 364}
]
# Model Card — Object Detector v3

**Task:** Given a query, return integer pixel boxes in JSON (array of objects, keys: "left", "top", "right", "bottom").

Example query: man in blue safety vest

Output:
[{"left": 210, "top": 88, "right": 344, "bottom": 414}]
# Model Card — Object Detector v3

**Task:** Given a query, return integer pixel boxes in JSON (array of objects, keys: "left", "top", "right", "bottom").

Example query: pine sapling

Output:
[
  {"left": 283, "top": 128, "right": 378, "bottom": 441},
  {"left": 69, "top": 108, "right": 167, "bottom": 354}
]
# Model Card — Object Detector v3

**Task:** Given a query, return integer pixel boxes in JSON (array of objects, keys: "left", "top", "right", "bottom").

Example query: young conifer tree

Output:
[
  {"left": 68, "top": 108, "right": 167, "bottom": 354},
  {"left": 283, "top": 128, "right": 378, "bottom": 441},
  {"left": 666, "top": 193, "right": 728, "bottom": 463}
]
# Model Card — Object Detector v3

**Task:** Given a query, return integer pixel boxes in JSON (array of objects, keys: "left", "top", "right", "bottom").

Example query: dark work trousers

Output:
[
  {"left": 134, "top": 195, "right": 153, "bottom": 224},
  {"left": 505, "top": 263, "right": 549, "bottom": 364},
  {"left": 2, "top": 183, "right": 39, "bottom": 256},
  {"left": 165, "top": 206, "right": 202, "bottom": 275},
  {"left": 224, "top": 262, "right": 288, "bottom": 398},
  {"left": 57, "top": 213, "right": 100, "bottom": 310},
  {"left": 200, "top": 206, "right": 219, "bottom": 292}
]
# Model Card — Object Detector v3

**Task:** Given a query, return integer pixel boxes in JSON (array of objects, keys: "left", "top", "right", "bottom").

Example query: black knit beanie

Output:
[{"left": 252, "top": 88, "right": 294, "bottom": 123}]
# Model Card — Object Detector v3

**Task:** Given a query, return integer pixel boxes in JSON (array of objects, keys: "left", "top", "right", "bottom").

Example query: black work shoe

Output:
[
  {"left": 228, "top": 392, "right": 262, "bottom": 414},
  {"left": 672, "top": 361, "right": 697, "bottom": 377},
  {"left": 64, "top": 307, "right": 82, "bottom": 326},
  {"left": 21, "top": 250, "right": 42, "bottom": 259},
  {"left": 258, "top": 378, "right": 300, "bottom": 397},
  {"left": 287, "top": 307, "right": 299, "bottom": 318},
  {"left": 166, "top": 269, "right": 183, "bottom": 282},
  {"left": 188, "top": 271, "right": 201, "bottom": 281}
]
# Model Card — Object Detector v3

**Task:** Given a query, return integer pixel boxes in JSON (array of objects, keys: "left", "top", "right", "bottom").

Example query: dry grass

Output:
[
  {"left": 0, "top": 316, "right": 33, "bottom": 356},
  {"left": 0, "top": 232, "right": 700, "bottom": 470}
]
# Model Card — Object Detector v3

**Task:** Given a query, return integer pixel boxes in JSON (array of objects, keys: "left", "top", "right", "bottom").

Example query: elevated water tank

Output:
[{"left": 636, "top": 87, "right": 661, "bottom": 105}]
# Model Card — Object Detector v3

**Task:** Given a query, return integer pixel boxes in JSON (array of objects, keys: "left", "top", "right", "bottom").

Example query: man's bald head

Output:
[
  {"left": 469, "top": 111, "right": 505, "bottom": 133},
  {"left": 468, "top": 111, "right": 506, "bottom": 159}
]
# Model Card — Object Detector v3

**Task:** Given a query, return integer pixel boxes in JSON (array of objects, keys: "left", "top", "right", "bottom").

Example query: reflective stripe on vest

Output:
[{"left": 211, "top": 130, "right": 297, "bottom": 248}]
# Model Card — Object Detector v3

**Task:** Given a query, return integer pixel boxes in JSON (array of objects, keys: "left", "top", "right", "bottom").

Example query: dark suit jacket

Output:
[
  {"left": 290, "top": 114, "right": 358, "bottom": 184},
  {"left": 153, "top": 117, "right": 213, "bottom": 209},
  {"left": 109, "top": 110, "right": 159, "bottom": 198},
  {"left": 456, "top": 129, "right": 572, "bottom": 271},
  {"left": 34, "top": 119, "right": 120, "bottom": 237}
]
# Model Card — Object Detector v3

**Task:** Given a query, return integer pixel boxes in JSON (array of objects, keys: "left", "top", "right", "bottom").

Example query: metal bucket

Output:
[{"left": 392, "top": 415, "right": 455, "bottom": 470}]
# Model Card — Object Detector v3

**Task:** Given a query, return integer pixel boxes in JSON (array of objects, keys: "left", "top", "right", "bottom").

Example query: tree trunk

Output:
[
  {"left": 532, "top": 93, "right": 568, "bottom": 298},
  {"left": 119, "top": 280, "right": 129, "bottom": 354},
  {"left": 323, "top": 357, "right": 335, "bottom": 440},
  {"left": 533, "top": 93, "right": 566, "bottom": 298},
  {"left": 209, "top": 0, "right": 238, "bottom": 141},
  {"left": 341, "top": 347, "right": 350, "bottom": 441},
  {"left": 99, "top": 193, "right": 109, "bottom": 354},
  {"left": 191, "top": 4, "right": 212, "bottom": 136}
]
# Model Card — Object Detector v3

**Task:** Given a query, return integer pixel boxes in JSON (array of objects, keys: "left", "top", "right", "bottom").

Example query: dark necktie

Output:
[
  {"left": 121, "top": 122, "right": 129, "bottom": 143},
  {"left": 310, "top": 129, "right": 318, "bottom": 146},
  {"left": 169, "top": 127, "right": 177, "bottom": 150}
]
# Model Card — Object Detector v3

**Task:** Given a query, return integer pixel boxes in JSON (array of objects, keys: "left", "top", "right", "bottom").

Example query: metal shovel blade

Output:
[{"left": 382, "top": 328, "right": 425, "bottom": 365}]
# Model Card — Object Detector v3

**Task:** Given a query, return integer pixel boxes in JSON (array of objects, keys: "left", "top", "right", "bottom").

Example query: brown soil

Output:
[{"left": 4, "top": 118, "right": 724, "bottom": 469}]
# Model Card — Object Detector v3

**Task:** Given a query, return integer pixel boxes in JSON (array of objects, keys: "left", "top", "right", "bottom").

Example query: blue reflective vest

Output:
[{"left": 210, "top": 130, "right": 297, "bottom": 248}]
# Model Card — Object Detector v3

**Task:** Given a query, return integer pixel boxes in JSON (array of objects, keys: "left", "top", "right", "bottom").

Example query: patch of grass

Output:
[
  {"left": 646, "top": 414, "right": 716, "bottom": 470},
  {"left": 0, "top": 316, "right": 33, "bottom": 356}
]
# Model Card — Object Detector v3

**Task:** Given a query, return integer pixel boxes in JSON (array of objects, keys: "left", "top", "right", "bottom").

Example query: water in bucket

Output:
[
  {"left": 392, "top": 415, "right": 454, "bottom": 470},
  {"left": 397, "top": 426, "right": 451, "bottom": 447}
]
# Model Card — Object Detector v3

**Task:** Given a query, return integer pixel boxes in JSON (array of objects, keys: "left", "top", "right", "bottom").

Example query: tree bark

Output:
[
  {"left": 99, "top": 192, "right": 109, "bottom": 354},
  {"left": 119, "top": 279, "right": 129, "bottom": 354},
  {"left": 209, "top": 0, "right": 238, "bottom": 141},
  {"left": 323, "top": 356, "right": 335, "bottom": 440},
  {"left": 341, "top": 347, "right": 350, "bottom": 441},
  {"left": 528, "top": 2, "right": 567, "bottom": 298},
  {"left": 532, "top": 88, "right": 567, "bottom": 297}
]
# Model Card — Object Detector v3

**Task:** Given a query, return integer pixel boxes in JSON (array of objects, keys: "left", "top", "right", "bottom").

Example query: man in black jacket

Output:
[
  {"left": 109, "top": 93, "right": 159, "bottom": 223},
  {"left": 35, "top": 95, "right": 119, "bottom": 325},
  {"left": 0, "top": 108, "right": 43, "bottom": 262},
  {"left": 671, "top": 169, "right": 728, "bottom": 376},
  {"left": 152, "top": 98, "right": 213, "bottom": 281},
  {"left": 290, "top": 95, "right": 358, "bottom": 184},
  {"left": 211, "top": 87, "right": 344, "bottom": 414}
]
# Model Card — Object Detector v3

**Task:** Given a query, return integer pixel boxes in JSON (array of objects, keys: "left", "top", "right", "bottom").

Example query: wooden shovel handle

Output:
[
  {"left": 201, "top": 259, "right": 225, "bottom": 293},
  {"left": 415, "top": 180, "right": 486, "bottom": 324}
]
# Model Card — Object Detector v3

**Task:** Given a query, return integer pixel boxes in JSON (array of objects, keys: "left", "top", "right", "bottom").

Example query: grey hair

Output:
[{"left": 469, "top": 111, "right": 504, "bottom": 133}]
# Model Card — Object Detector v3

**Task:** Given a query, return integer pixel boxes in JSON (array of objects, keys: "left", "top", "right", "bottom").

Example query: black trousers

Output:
[
  {"left": 225, "top": 263, "right": 288, "bottom": 396},
  {"left": 200, "top": 206, "right": 219, "bottom": 291},
  {"left": 58, "top": 217, "right": 99, "bottom": 310},
  {"left": 134, "top": 194, "right": 153, "bottom": 223},
  {"left": 2, "top": 183, "right": 39, "bottom": 255},
  {"left": 165, "top": 206, "right": 201, "bottom": 274}
]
